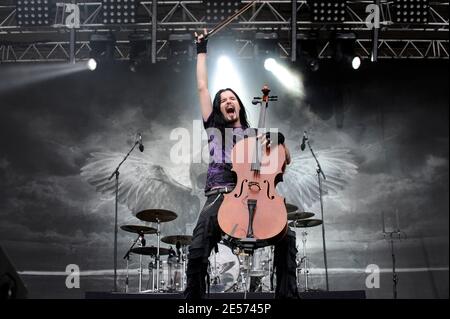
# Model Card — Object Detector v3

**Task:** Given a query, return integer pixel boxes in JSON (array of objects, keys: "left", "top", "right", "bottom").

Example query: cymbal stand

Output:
[
  {"left": 123, "top": 232, "right": 145, "bottom": 293},
  {"left": 236, "top": 239, "right": 258, "bottom": 298},
  {"left": 267, "top": 246, "right": 274, "bottom": 291},
  {"left": 180, "top": 244, "right": 188, "bottom": 291},
  {"left": 237, "top": 253, "right": 252, "bottom": 299},
  {"left": 297, "top": 231, "right": 310, "bottom": 291},
  {"left": 155, "top": 218, "right": 162, "bottom": 292}
]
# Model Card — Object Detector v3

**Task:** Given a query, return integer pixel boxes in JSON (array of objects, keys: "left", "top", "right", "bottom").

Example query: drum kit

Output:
[
  {"left": 207, "top": 203, "right": 324, "bottom": 294},
  {"left": 120, "top": 203, "right": 322, "bottom": 294},
  {"left": 121, "top": 209, "right": 192, "bottom": 293},
  {"left": 287, "top": 205, "right": 324, "bottom": 292}
]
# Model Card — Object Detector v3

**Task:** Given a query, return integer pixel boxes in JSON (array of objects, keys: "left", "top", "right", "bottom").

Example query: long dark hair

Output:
[{"left": 211, "top": 88, "right": 250, "bottom": 131}]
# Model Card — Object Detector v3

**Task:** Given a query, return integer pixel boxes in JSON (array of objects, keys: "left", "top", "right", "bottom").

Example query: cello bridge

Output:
[{"left": 248, "top": 182, "right": 261, "bottom": 191}]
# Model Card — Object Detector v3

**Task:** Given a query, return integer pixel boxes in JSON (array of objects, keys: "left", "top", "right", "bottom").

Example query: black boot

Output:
[
  {"left": 184, "top": 258, "right": 208, "bottom": 300},
  {"left": 274, "top": 229, "right": 301, "bottom": 299}
]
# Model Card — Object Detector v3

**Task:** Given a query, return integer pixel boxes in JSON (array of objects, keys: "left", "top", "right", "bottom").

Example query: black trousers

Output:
[{"left": 184, "top": 193, "right": 299, "bottom": 299}]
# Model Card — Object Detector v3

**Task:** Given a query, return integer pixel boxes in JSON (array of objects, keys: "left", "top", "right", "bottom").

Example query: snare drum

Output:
[{"left": 208, "top": 243, "right": 240, "bottom": 292}]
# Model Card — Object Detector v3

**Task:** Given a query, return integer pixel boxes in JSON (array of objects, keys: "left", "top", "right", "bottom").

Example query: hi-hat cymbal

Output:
[
  {"left": 161, "top": 235, "right": 193, "bottom": 246},
  {"left": 136, "top": 209, "right": 178, "bottom": 223},
  {"left": 120, "top": 225, "right": 157, "bottom": 235},
  {"left": 285, "top": 203, "right": 298, "bottom": 213},
  {"left": 288, "top": 219, "right": 323, "bottom": 228},
  {"left": 287, "top": 212, "right": 315, "bottom": 221},
  {"left": 130, "top": 246, "right": 171, "bottom": 256}
]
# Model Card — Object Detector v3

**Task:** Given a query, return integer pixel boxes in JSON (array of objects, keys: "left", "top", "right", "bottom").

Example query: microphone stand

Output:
[
  {"left": 108, "top": 139, "right": 141, "bottom": 292},
  {"left": 382, "top": 211, "right": 406, "bottom": 299},
  {"left": 305, "top": 137, "right": 329, "bottom": 291}
]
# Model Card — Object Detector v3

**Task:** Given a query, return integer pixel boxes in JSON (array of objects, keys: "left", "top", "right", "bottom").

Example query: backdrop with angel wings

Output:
[{"left": 0, "top": 59, "right": 448, "bottom": 299}]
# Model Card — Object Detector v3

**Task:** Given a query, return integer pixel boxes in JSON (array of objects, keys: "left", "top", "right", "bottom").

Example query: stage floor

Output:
[{"left": 85, "top": 290, "right": 366, "bottom": 299}]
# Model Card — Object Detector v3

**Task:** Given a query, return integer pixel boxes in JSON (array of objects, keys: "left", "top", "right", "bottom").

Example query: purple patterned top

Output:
[{"left": 203, "top": 113, "right": 249, "bottom": 192}]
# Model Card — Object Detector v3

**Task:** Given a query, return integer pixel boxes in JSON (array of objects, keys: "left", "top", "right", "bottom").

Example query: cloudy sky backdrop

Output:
[{"left": 0, "top": 57, "right": 448, "bottom": 299}]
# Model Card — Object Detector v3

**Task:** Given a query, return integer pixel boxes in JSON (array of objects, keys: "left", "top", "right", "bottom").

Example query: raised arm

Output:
[{"left": 195, "top": 30, "right": 213, "bottom": 122}]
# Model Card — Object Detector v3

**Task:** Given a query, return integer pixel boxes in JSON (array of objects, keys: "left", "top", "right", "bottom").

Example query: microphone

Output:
[
  {"left": 138, "top": 133, "right": 144, "bottom": 152},
  {"left": 300, "top": 131, "right": 308, "bottom": 151},
  {"left": 252, "top": 97, "right": 262, "bottom": 105}
]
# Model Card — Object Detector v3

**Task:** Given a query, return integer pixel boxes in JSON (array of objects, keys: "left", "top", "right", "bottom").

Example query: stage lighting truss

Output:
[
  {"left": 308, "top": 0, "right": 348, "bottom": 23},
  {"left": 393, "top": 0, "right": 429, "bottom": 24},
  {"left": 101, "top": 0, "right": 137, "bottom": 25},
  {"left": 0, "top": 1, "right": 448, "bottom": 63},
  {"left": 204, "top": 0, "right": 242, "bottom": 24},
  {"left": 15, "top": 0, "right": 53, "bottom": 26}
]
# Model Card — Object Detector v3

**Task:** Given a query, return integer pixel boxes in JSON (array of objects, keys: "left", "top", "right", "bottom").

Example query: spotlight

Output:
[
  {"left": 308, "top": 0, "right": 347, "bottom": 23},
  {"left": 15, "top": 0, "right": 53, "bottom": 26},
  {"left": 264, "top": 58, "right": 277, "bottom": 71},
  {"left": 333, "top": 33, "right": 361, "bottom": 70},
  {"left": 87, "top": 58, "right": 97, "bottom": 71},
  {"left": 101, "top": 0, "right": 137, "bottom": 24},
  {"left": 168, "top": 33, "right": 194, "bottom": 70},
  {"left": 298, "top": 35, "right": 320, "bottom": 72},
  {"left": 204, "top": 0, "right": 241, "bottom": 23},
  {"left": 89, "top": 33, "right": 116, "bottom": 65},
  {"left": 393, "top": 0, "right": 429, "bottom": 24},
  {"left": 351, "top": 56, "right": 361, "bottom": 70},
  {"left": 129, "top": 33, "right": 151, "bottom": 72},
  {"left": 309, "top": 58, "right": 320, "bottom": 72}
]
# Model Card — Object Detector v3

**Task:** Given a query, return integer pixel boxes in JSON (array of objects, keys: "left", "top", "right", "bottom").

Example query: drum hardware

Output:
[
  {"left": 161, "top": 235, "right": 193, "bottom": 246},
  {"left": 285, "top": 203, "right": 299, "bottom": 214},
  {"left": 122, "top": 226, "right": 150, "bottom": 293},
  {"left": 161, "top": 235, "right": 192, "bottom": 291},
  {"left": 130, "top": 246, "right": 171, "bottom": 256},
  {"left": 288, "top": 217, "right": 322, "bottom": 291},
  {"left": 287, "top": 212, "right": 315, "bottom": 221},
  {"left": 288, "top": 219, "right": 323, "bottom": 228},
  {"left": 136, "top": 209, "right": 178, "bottom": 292},
  {"left": 208, "top": 243, "right": 240, "bottom": 293},
  {"left": 296, "top": 231, "right": 311, "bottom": 291},
  {"left": 120, "top": 225, "right": 157, "bottom": 235}
]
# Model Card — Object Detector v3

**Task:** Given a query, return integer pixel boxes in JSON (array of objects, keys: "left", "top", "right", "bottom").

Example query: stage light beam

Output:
[
  {"left": 212, "top": 55, "right": 245, "bottom": 96},
  {"left": 264, "top": 58, "right": 304, "bottom": 97}
]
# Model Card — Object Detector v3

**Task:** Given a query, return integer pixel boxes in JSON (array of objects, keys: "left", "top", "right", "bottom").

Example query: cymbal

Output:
[
  {"left": 285, "top": 203, "right": 298, "bottom": 213},
  {"left": 136, "top": 209, "right": 178, "bottom": 223},
  {"left": 289, "top": 219, "right": 323, "bottom": 228},
  {"left": 287, "top": 212, "right": 315, "bottom": 221},
  {"left": 130, "top": 246, "right": 171, "bottom": 256},
  {"left": 161, "top": 235, "right": 193, "bottom": 246},
  {"left": 120, "top": 225, "right": 157, "bottom": 235}
]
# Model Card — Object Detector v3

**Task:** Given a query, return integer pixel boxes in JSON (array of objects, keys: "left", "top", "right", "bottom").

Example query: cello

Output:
[{"left": 218, "top": 85, "right": 288, "bottom": 247}]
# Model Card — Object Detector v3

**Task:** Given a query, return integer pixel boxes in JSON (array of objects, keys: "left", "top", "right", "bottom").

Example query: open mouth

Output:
[{"left": 226, "top": 106, "right": 235, "bottom": 115}]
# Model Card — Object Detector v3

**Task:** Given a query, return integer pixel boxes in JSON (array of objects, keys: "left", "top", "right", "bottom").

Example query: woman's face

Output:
[{"left": 219, "top": 90, "right": 241, "bottom": 125}]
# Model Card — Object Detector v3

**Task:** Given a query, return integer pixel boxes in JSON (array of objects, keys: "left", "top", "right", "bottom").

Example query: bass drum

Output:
[{"left": 208, "top": 243, "right": 240, "bottom": 293}]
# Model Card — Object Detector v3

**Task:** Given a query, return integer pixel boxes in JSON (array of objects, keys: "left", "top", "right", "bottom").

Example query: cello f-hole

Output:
[
  {"left": 234, "top": 179, "right": 248, "bottom": 198},
  {"left": 264, "top": 180, "right": 275, "bottom": 200}
]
